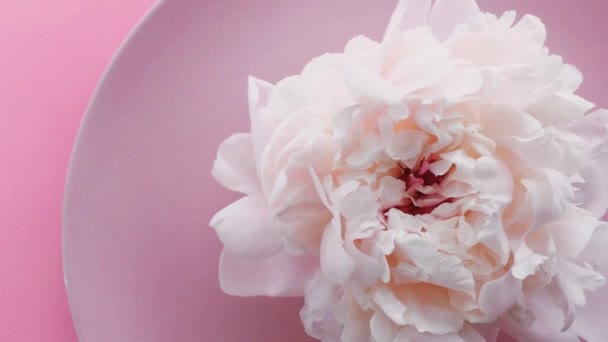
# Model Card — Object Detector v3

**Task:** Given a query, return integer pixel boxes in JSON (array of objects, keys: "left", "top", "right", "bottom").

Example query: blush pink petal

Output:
[
  {"left": 571, "top": 228, "right": 608, "bottom": 341},
  {"left": 498, "top": 294, "right": 580, "bottom": 342},
  {"left": 344, "top": 236, "right": 384, "bottom": 286},
  {"left": 340, "top": 299, "right": 372, "bottom": 342},
  {"left": 478, "top": 271, "right": 521, "bottom": 320},
  {"left": 210, "top": 194, "right": 282, "bottom": 257},
  {"left": 511, "top": 14, "right": 547, "bottom": 48},
  {"left": 342, "top": 60, "right": 404, "bottom": 104},
  {"left": 386, "top": 30, "right": 449, "bottom": 94},
  {"left": 570, "top": 109, "right": 608, "bottom": 217},
  {"left": 433, "top": 66, "right": 482, "bottom": 98},
  {"left": 521, "top": 169, "right": 573, "bottom": 230},
  {"left": 383, "top": 0, "right": 432, "bottom": 42},
  {"left": 300, "top": 273, "right": 342, "bottom": 341},
  {"left": 218, "top": 249, "right": 318, "bottom": 297},
  {"left": 320, "top": 216, "right": 355, "bottom": 284},
  {"left": 209, "top": 0, "right": 608, "bottom": 339},
  {"left": 247, "top": 77, "right": 275, "bottom": 167},
  {"left": 429, "top": 0, "right": 480, "bottom": 41},
  {"left": 526, "top": 92, "right": 594, "bottom": 127},
  {"left": 211, "top": 133, "right": 260, "bottom": 195},
  {"left": 548, "top": 205, "right": 601, "bottom": 258},
  {"left": 370, "top": 311, "right": 399, "bottom": 341},
  {"left": 478, "top": 105, "right": 542, "bottom": 140},
  {"left": 559, "top": 64, "right": 584, "bottom": 92},
  {"left": 576, "top": 161, "right": 608, "bottom": 218},
  {"left": 471, "top": 323, "right": 500, "bottom": 342}
]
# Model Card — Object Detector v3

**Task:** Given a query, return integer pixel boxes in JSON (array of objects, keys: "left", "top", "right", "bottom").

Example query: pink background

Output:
[
  {"left": 0, "top": 1, "right": 155, "bottom": 341},
  {"left": 2, "top": 1, "right": 608, "bottom": 341}
]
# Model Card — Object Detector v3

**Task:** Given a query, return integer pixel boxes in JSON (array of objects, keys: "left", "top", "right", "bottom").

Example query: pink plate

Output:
[{"left": 63, "top": 1, "right": 607, "bottom": 341}]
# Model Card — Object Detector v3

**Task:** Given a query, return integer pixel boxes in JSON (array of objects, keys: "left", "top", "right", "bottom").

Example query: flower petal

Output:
[
  {"left": 210, "top": 195, "right": 282, "bottom": 257},
  {"left": 570, "top": 109, "right": 608, "bottom": 217},
  {"left": 571, "top": 227, "right": 608, "bottom": 341},
  {"left": 402, "top": 285, "right": 465, "bottom": 334},
  {"left": 478, "top": 271, "right": 522, "bottom": 319},
  {"left": 300, "top": 273, "right": 343, "bottom": 341},
  {"left": 370, "top": 311, "right": 399, "bottom": 342},
  {"left": 511, "top": 242, "right": 547, "bottom": 279},
  {"left": 218, "top": 249, "right": 318, "bottom": 297},
  {"left": 248, "top": 77, "right": 275, "bottom": 165},
  {"left": 320, "top": 216, "right": 355, "bottom": 284},
  {"left": 576, "top": 160, "right": 608, "bottom": 218},
  {"left": 383, "top": 0, "right": 433, "bottom": 42},
  {"left": 526, "top": 92, "right": 594, "bottom": 127},
  {"left": 548, "top": 205, "right": 601, "bottom": 259},
  {"left": 211, "top": 133, "right": 260, "bottom": 195},
  {"left": 524, "top": 168, "right": 574, "bottom": 228},
  {"left": 429, "top": 0, "right": 480, "bottom": 41},
  {"left": 478, "top": 105, "right": 542, "bottom": 139},
  {"left": 385, "top": 129, "right": 429, "bottom": 168},
  {"left": 373, "top": 287, "right": 408, "bottom": 325},
  {"left": 471, "top": 323, "right": 500, "bottom": 342},
  {"left": 395, "top": 235, "right": 475, "bottom": 293},
  {"left": 498, "top": 293, "right": 580, "bottom": 342},
  {"left": 343, "top": 60, "right": 404, "bottom": 104},
  {"left": 341, "top": 297, "right": 372, "bottom": 342}
]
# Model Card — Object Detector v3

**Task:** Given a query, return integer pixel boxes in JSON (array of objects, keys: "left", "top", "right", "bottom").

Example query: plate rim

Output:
[{"left": 61, "top": 1, "right": 166, "bottom": 339}]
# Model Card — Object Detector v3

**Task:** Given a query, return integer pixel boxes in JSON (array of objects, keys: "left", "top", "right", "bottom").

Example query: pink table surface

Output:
[
  {"left": 1, "top": 1, "right": 608, "bottom": 342},
  {"left": 0, "top": 1, "right": 155, "bottom": 341}
]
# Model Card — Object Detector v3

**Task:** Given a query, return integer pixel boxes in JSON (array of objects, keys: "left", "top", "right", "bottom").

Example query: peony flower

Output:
[{"left": 210, "top": 0, "right": 608, "bottom": 340}]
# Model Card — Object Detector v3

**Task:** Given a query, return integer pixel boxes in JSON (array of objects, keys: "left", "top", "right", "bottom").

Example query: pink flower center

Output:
[{"left": 389, "top": 157, "right": 452, "bottom": 216}]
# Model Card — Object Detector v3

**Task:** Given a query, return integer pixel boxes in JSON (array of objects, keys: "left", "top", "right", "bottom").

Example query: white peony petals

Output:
[
  {"left": 211, "top": 133, "right": 260, "bottom": 195},
  {"left": 548, "top": 205, "right": 601, "bottom": 259},
  {"left": 479, "top": 272, "right": 522, "bottom": 319},
  {"left": 522, "top": 168, "right": 574, "bottom": 230},
  {"left": 386, "top": 28, "right": 449, "bottom": 93},
  {"left": 403, "top": 287, "right": 466, "bottom": 335},
  {"left": 576, "top": 160, "right": 608, "bottom": 218},
  {"left": 471, "top": 157, "right": 513, "bottom": 206},
  {"left": 370, "top": 311, "right": 399, "bottom": 342},
  {"left": 219, "top": 249, "right": 317, "bottom": 297},
  {"left": 383, "top": 0, "right": 433, "bottom": 42},
  {"left": 559, "top": 64, "right": 584, "bottom": 92},
  {"left": 512, "top": 14, "right": 547, "bottom": 47},
  {"left": 344, "top": 235, "right": 385, "bottom": 286},
  {"left": 339, "top": 186, "right": 379, "bottom": 221},
  {"left": 470, "top": 323, "right": 500, "bottom": 342},
  {"left": 429, "top": 0, "right": 481, "bottom": 41},
  {"left": 248, "top": 77, "right": 275, "bottom": 165},
  {"left": 511, "top": 242, "right": 547, "bottom": 279},
  {"left": 210, "top": 0, "right": 608, "bottom": 340},
  {"left": 396, "top": 235, "right": 475, "bottom": 294},
  {"left": 499, "top": 289, "right": 582, "bottom": 342},
  {"left": 373, "top": 287, "right": 408, "bottom": 325},
  {"left": 378, "top": 176, "right": 406, "bottom": 208},
  {"left": 434, "top": 66, "right": 483, "bottom": 98},
  {"left": 320, "top": 216, "right": 355, "bottom": 284},
  {"left": 340, "top": 298, "right": 373, "bottom": 342},
  {"left": 571, "top": 109, "right": 608, "bottom": 217},
  {"left": 343, "top": 60, "right": 404, "bottom": 104},
  {"left": 557, "top": 259, "right": 605, "bottom": 308},
  {"left": 478, "top": 105, "right": 542, "bottom": 139},
  {"left": 429, "top": 158, "right": 452, "bottom": 176},
  {"left": 210, "top": 195, "right": 282, "bottom": 257},
  {"left": 386, "top": 129, "right": 429, "bottom": 167},
  {"left": 300, "top": 273, "right": 343, "bottom": 341},
  {"left": 393, "top": 328, "right": 471, "bottom": 342},
  {"left": 526, "top": 92, "right": 594, "bottom": 127},
  {"left": 571, "top": 227, "right": 608, "bottom": 341}
]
